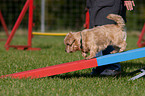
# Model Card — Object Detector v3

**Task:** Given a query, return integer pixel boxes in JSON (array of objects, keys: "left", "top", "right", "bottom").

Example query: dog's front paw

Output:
[
  {"left": 85, "top": 57, "right": 91, "bottom": 60},
  {"left": 82, "top": 52, "right": 87, "bottom": 58},
  {"left": 119, "top": 49, "right": 124, "bottom": 52},
  {"left": 85, "top": 56, "right": 94, "bottom": 60}
]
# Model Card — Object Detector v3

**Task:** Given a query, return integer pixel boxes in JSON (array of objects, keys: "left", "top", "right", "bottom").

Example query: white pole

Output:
[{"left": 41, "top": 0, "right": 45, "bottom": 32}]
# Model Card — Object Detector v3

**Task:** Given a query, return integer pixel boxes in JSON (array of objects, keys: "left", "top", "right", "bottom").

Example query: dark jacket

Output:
[{"left": 86, "top": 0, "right": 126, "bottom": 28}]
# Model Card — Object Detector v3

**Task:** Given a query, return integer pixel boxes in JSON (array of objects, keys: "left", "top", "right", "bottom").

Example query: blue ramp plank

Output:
[{"left": 97, "top": 47, "right": 145, "bottom": 66}]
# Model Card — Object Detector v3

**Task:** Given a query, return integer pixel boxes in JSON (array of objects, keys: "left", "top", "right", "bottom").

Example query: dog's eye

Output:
[
  {"left": 66, "top": 40, "right": 75, "bottom": 46},
  {"left": 70, "top": 40, "right": 75, "bottom": 46}
]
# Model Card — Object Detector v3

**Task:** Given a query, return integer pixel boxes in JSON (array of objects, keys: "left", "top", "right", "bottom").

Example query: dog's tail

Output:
[{"left": 107, "top": 14, "right": 125, "bottom": 28}]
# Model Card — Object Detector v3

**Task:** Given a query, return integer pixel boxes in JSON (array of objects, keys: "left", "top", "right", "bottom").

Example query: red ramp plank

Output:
[
  {"left": 0, "top": 59, "right": 97, "bottom": 79},
  {"left": 1, "top": 48, "right": 145, "bottom": 79}
]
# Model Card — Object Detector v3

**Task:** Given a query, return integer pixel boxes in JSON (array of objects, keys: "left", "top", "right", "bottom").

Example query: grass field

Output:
[{"left": 0, "top": 31, "right": 145, "bottom": 96}]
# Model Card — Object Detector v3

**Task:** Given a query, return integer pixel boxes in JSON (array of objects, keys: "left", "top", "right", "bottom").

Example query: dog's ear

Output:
[{"left": 68, "top": 32, "right": 75, "bottom": 45}]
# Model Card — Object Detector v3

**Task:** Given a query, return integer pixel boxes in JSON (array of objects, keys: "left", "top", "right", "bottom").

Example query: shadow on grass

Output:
[
  {"left": 121, "top": 61, "right": 145, "bottom": 76},
  {"left": 46, "top": 62, "right": 145, "bottom": 79}
]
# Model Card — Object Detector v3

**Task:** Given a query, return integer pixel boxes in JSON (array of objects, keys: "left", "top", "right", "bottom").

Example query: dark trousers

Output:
[{"left": 87, "top": 0, "right": 124, "bottom": 72}]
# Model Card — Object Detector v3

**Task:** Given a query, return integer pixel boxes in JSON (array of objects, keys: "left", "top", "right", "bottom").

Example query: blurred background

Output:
[{"left": 0, "top": 0, "right": 145, "bottom": 33}]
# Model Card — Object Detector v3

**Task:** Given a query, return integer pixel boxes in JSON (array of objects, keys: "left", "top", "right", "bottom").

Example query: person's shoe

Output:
[
  {"left": 100, "top": 69, "right": 121, "bottom": 76},
  {"left": 90, "top": 68, "right": 100, "bottom": 75}
]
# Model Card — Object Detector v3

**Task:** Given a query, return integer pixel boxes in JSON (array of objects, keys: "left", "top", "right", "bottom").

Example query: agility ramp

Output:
[{"left": 1, "top": 47, "right": 145, "bottom": 79}]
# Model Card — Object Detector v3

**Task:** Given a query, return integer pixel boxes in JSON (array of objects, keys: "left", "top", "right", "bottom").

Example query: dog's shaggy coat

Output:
[{"left": 64, "top": 14, "right": 127, "bottom": 59}]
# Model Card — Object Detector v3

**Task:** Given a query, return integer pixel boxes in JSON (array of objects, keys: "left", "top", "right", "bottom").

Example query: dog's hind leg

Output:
[
  {"left": 110, "top": 46, "right": 120, "bottom": 54},
  {"left": 118, "top": 41, "right": 127, "bottom": 52}
]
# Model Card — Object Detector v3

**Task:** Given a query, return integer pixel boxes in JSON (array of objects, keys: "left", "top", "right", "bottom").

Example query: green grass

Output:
[{"left": 0, "top": 32, "right": 145, "bottom": 96}]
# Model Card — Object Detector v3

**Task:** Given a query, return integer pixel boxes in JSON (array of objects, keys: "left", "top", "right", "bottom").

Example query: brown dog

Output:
[{"left": 64, "top": 14, "right": 127, "bottom": 59}]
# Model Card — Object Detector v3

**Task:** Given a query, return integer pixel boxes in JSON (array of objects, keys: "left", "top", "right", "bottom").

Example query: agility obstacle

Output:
[
  {"left": 4, "top": 0, "right": 40, "bottom": 50},
  {"left": 0, "top": 10, "right": 9, "bottom": 41},
  {"left": 128, "top": 67, "right": 145, "bottom": 80},
  {"left": 84, "top": 9, "right": 90, "bottom": 29},
  {"left": 1, "top": 47, "right": 145, "bottom": 79},
  {"left": 137, "top": 23, "right": 145, "bottom": 47},
  {"left": 32, "top": 32, "right": 67, "bottom": 36},
  {"left": 3, "top": 0, "right": 66, "bottom": 50}
]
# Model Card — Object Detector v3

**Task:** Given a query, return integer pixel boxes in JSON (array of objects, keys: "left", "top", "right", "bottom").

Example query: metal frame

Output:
[
  {"left": 32, "top": 32, "right": 67, "bottom": 36},
  {"left": 128, "top": 67, "right": 145, "bottom": 80},
  {"left": 137, "top": 23, "right": 145, "bottom": 47},
  {"left": 0, "top": 10, "right": 9, "bottom": 41},
  {"left": 4, "top": 0, "right": 40, "bottom": 50},
  {"left": 84, "top": 9, "right": 90, "bottom": 29}
]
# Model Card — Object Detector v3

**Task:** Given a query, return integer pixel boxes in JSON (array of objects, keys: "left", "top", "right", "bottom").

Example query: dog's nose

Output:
[
  {"left": 65, "top": 49, "right": 69, "bottom": 53},
  {"left": 65, "top": 50, "right": 72, "bottom": 53},
  {"left": 69, "top": 51, "right": 72, "bottom": 53}
]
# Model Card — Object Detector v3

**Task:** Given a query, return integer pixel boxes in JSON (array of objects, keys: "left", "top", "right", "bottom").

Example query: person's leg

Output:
[
  {"left": 91, "top": 51, "right": 107, "bottom": 75},
  {"left": 90, "top": 0, "right": 122, "bottom": 76},
  {"left": 102, "top": 46, "right": 121, "bottom": 71},
  {"left": 91, "top": 46, "right": 121, "bottom": 76},
  {"left": 100, "top": 46, "right": 121, "bottom": 76}
]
